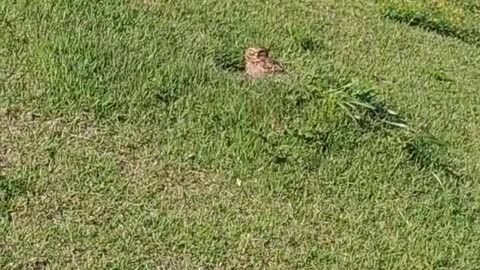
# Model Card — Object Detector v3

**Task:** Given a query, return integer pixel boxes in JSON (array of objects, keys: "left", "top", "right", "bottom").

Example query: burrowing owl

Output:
[{"left": 244, "top": 47, "right": 284, "bottom": 78}]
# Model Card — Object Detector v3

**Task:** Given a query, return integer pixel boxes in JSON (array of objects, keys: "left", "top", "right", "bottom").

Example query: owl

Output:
[{"left": 243, "top": 47, "right": 284, "bottom": 78}]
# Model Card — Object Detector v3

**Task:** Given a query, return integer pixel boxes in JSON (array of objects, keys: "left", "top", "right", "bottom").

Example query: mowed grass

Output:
[{"left": 1, "top": 0, "right": 480, "bottom": 269}]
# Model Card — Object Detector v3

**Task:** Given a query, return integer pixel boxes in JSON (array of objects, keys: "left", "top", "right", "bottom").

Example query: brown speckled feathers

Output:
[{"left": 244, "top": 47, "right": 284, "bottom": 78}]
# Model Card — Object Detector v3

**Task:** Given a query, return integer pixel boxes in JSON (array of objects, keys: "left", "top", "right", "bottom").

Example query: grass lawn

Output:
[{"left": 1, "top": 0, "right": 480, "bottom": 269}]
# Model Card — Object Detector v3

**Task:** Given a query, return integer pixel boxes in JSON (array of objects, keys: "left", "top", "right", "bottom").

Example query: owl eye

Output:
[{"left": 257, "top": 49, "right": 268, "bottom": 57}]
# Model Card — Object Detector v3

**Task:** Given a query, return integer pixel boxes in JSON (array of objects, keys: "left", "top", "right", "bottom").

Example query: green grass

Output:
[{"left": 1, "top": 0, "right": 480, "bottom": 269}]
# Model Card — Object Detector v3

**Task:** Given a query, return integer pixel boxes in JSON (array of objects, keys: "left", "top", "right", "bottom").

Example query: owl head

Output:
[{"left": 244, "top": 47, "right": 270, "bottom": 62}]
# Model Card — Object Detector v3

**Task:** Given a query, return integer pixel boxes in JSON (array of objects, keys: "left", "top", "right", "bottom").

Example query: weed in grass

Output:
[
  {"left": 303, "top": 74, "right": 409, "bottom": 131},
  {"left": 300, "top": 75, "right": 462, "bottom": 179},
  {"left": 428, "top": 69, "right": 455, "bottom": 82},
  {"left": 334, "top": 83, "right": 408, "bottom": 130}
]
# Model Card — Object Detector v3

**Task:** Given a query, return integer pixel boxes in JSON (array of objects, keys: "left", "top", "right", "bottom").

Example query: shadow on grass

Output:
[
  {"left": 295, "top": 36, "right": 326, "bottom": 52},
  {"left": 403, "top": 134, "right": 467, "bottom": 181},
  {"left": 383, "top": 8, "right": 480, "bottom": 46},
  {"left": 213, "top": 47, "right": 244, "bottom": 72},
  {"left": 0, "top": 174, "right": 27, "bottom": 221}
]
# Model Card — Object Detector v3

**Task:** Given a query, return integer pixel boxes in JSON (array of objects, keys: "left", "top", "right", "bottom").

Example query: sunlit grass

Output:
[{"left": 1, "top": 0, "right": 480, "bottom": 269}]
